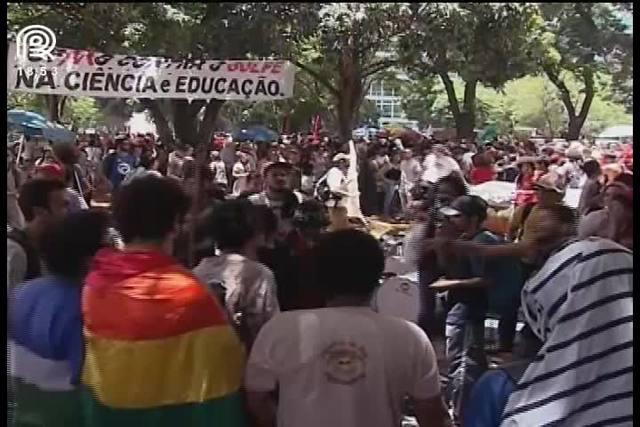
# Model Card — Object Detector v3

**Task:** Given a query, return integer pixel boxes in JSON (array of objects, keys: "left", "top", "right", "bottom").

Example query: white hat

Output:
[{"left": 333, "top": 153, "right": 350, "bottom": 162}]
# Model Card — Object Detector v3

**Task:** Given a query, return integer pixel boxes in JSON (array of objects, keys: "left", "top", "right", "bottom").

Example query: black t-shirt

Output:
[{"left": 446, "top": 230, "right": 501, "bottom": 311}]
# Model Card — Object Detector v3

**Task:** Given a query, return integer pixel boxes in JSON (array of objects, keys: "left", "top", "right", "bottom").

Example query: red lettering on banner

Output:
[
  {"left": 57, "top": 50, "right": 95, "bottom": 66},
  {"left": 227, "top": 61, "right": 285, "bottom": 73}
]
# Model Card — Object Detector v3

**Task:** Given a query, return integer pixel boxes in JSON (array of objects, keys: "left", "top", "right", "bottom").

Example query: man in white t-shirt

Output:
[
  {"left": 322, "top": 153, "right": 352, "bottom": 231},
  {"left": 245, "top": 229, "right": 451, "bottom": 427},
  {"left": 209, "top": 150, "right": 228, "bottom": 189}
]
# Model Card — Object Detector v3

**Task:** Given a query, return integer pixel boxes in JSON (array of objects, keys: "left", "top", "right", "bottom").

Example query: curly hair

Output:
[{"left": 113, "top": 176, "right": 191, "bottom": 244}]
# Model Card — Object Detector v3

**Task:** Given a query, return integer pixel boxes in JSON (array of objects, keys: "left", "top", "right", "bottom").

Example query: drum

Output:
[{"left": 371, "top": 275, "right": 420, "bottom": 323}]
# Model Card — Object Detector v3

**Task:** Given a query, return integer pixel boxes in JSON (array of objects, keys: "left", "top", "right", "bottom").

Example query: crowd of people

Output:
[{"left": 6, "top": 126, "right": 633, "bottom": 427}]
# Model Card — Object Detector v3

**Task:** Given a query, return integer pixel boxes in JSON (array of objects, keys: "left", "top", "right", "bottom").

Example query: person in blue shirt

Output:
[
  {"left": 102, "top": 137, "right": 138, "bottom": 190},
  {"left": 463, "top": 321, "right": 543, "bottom": 427},
  {"left": 8, "top": 210, "right": 108, "bottom": 427},
  {"left": 428, "top": 195, "right": 519, "bottom": 424}
]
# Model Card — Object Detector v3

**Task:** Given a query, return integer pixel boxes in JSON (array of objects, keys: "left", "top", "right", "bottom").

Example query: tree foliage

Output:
[
  {"left": 538, "top": 3, "right": 633, "bottom": 139},
  {"left": 291, "top": 3, "right": 414, "bottom": 142},
  {"left": 218, "top": 63, "right": 334, "bottom": 134},
  {"left": 405, "top": 74, "right": 631, "bottom": 137},
  {"left": 122, "top": 3, "right": 304, "bottom": 147},
  {"left": 7, "top": 3, "right": 632, "bottom": 142},
  {"left": 400, "top": 3, "right": 548, "bottom": 139},
  {"left": 399, "top": 75, "right": 442, "bottom": 127}
]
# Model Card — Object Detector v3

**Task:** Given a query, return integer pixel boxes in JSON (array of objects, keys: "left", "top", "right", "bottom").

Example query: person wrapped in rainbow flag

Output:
[{"left": 81, "top": 176, "right": 247, "bottom": 426}]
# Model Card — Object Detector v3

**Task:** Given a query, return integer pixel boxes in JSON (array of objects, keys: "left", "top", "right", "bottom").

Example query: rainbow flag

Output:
[{"left": 81, "top": 248, "right": 247, "bottom": 426}]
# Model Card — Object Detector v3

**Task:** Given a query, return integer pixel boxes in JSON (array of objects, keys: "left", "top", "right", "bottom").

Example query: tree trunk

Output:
[
  {"left": 457, "top": 80, "right": 477, "bottom": 141},
  {"left": 172, "top": 100, "right": 201, "bottom": 147},
  {"left": 197, "top": 100, "right": 224, "bottom": 147},
  {"left": 544, "top": 66, "right": 595, "bottom": 141},
  {"left": 337, "top": 93, "right": 359, "bottom": 145},
  {"left": 140, "top": 98, "right": 175, "bottom": 147},
  {"left": 455, "top": 112, "right": 475, "bottom": 142},
  {"left": 336, "top": 62, "right": 364, "bottom": 144},
  {"left": 187, "top": 100, "right": 223, "bottom": 267},
  {"left": 44, "top": 95, "right": 66, "bottom": 123}
]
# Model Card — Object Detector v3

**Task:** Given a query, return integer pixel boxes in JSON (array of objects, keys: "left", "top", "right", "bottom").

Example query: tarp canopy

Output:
[
  {"left": 598, "top": 125, "right": 633, "bottom": 139},
  {"left": 470, "top": 180, "right": 581, "bottom": 209}
]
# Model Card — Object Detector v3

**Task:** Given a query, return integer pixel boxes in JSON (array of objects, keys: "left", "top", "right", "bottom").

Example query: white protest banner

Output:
[{"left": 7, "top": 42, "right": 296, "bottom": 101}]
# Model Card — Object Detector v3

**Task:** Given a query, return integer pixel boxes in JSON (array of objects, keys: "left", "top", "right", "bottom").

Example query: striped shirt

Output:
[{"left": 501, "top": 237, "right": 633, "bottom": 426}]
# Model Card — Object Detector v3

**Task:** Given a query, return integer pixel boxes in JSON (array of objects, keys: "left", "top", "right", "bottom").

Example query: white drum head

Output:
[{"left": 372, "top": 276, "right": 420, "bottom": 323}]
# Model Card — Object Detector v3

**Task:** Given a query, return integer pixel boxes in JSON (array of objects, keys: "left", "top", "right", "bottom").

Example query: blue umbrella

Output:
[
  {"left": 233, "top": 125, "right": 278, "bottom": 143},
  {"left": 7, "top": 109, "right": 75, "bottom": 143},
  {"left": 7, "top": 109, "right": 50, "bottom": 136},
  {"left": 42, "top": 125, "right": 76, "bottom": 143}
]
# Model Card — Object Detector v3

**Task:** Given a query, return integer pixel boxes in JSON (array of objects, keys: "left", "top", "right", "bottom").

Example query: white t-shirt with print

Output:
[{"left": 246, "top": 307, "right": 441, "bottom": 427}]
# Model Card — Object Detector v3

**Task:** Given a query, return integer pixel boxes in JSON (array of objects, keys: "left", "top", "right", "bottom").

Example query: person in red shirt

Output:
[
  {"left": 513, "top": 157, "right": 538, "bottom": 207},
  {"left": 469, "top": 153, "right": 497, "bottom": 185},
  {"left": 509, "top": 157, "right": 538, "bottom": 242}
]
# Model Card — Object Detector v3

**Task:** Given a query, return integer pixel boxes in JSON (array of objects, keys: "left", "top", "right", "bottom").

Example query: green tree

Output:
[
  {"left": 7, "top": 92, "right": 46, "bottom": 114},
  {"left": 126, "top": 3, "right": 304, "bottom": 148},
  {"left": 399, "top": 75, "right": 441, "bottom": 127},
  {"left": 476, "top": 74, "right": 631, "bottom": 137},
  {"left": 65, "top": 97, "right": 104, "bottom": 129},
  {"left": 401, "top": 3, "right": 547, "bottom": 139},
  {"left": 291, "top": 3, "right": 414, "bottom": 142},
  {"left": 539, "top": 3, "right": 633, "bottom": 139},
  {"left": 219, "top": 68, "right": 335, "bottom": 134},
  {"left": 357, "top": 99, "right": 380, "bottom": 128}
]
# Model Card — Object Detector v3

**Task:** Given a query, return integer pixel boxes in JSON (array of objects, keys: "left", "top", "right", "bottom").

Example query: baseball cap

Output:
[
  {"left": 440, "top": 195, "right": 488, "bottom": 220},
  {"left": 35, "top": 162, "right": 65, "bottom": 180},
  {"left": 533, "top": 173, "right": 566, "bottom": 194}
]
